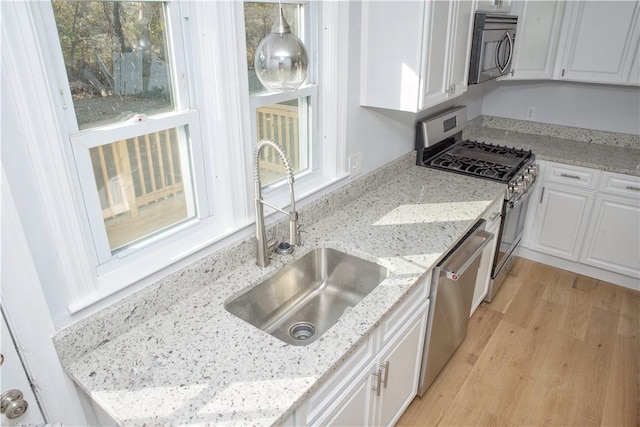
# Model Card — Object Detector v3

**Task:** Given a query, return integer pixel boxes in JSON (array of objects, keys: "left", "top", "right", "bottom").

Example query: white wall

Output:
[{"left": 481, "top": 80, "right": 640, "bottom": 135}]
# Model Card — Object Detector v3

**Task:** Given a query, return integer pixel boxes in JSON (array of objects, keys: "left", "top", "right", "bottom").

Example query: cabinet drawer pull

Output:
[
  {"left": 625, "top": 185, "right": 640, "bottom": 192},
  {"left": 380, "top": 361, "right": 390, "bottom": 388},
  {"left": 540, "top": 187, "right": 545, "bottom": 204},
  {"left": 560, "top": 173, "right": 581, "bottom": 180},
  {"left": 371, "top": 368, "right": 382, "bottom": 397}
]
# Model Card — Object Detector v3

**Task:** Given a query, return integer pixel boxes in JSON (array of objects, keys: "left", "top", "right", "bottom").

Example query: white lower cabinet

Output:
[
  {"left": 472, "top": 196, "right": 503, "bottom": 315},
  {"left": 529, "top": 182, "right": 595, "bottom": 261},
  {"left": 522, "top": 161, "right": 640, "bottom": 288},
  {"left": 580, "top": 190, "right": 640, "bottom": 278},
  {"left": 304, "top": 278, "right": 430, "bottom": 427}
]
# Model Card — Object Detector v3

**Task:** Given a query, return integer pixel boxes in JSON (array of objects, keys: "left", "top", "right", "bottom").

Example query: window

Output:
[
  {"left": 51, "top": 1, "right": 205, "bottom": 260},
  {"left": 20, "top": 0, "right": 347, "bottom": 317},
  {"left": 244, "top": 1, "right": 317, "bottom": 187}
]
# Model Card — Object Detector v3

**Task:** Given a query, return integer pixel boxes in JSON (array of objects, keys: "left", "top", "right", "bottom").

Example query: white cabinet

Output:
[
  {"left": 472, "top": 196, "right": 503, "bottom": 315},
  {"left": 505, "top": 0, "right": 565, "bottom": 80},
  {"left": 529, "top": 183, "right": 595, "bottom": 261},
  {"left": 554, "top": 1, "right": 640, "bottom": 85},
  {"left": 580, "top": 174, "right": 640, "bottom": 278},
  {"left": 522, "top": 161, "right": 640, "bottom": 289},
  {"left": 528, "top": 163, "right": 599, "bottom": 262},
  {"left": 360, "top": 1, "right": 474, "bottom": 112},
  {"left": 305, "top": 278, "right": 430, "bottom": 427}
]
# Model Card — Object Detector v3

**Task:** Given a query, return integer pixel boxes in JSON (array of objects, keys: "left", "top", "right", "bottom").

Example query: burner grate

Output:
[
  {"left": 430, "top": 154, "right": 511, "bottom": 180},
  {"left": 424, "top": 139, "right": 533, "bottom": 182}
]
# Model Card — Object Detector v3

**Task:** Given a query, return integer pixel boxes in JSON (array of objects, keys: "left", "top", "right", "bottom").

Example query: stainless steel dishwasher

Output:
[{"left": 418, "top": 220, "right": 493, "bottom": 396}]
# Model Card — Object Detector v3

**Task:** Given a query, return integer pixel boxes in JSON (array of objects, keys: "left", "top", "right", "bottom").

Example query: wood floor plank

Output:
[
  {"left": 502, "top": 278, "right": 545, "bottom": 328},
  {"left": 569, "top": 306, "right": 619, "bottom": 426},
  {"left": 541, "top": 267, "right": 576, "bottom": 305},
  {"left": 557, "top": 274, "right": 598, "bottom": 340},
  {"left": 592, "top": 279, "right": 626, "bottom": 314},
  {"left": 618, "top": 287, "right": 640, "bottom": 339},
  {"left": 527, "top": 331, "right": 583, "bottom": 426},
  {"left": 601, "top": 335, "right": 640, "bottom": 427}
]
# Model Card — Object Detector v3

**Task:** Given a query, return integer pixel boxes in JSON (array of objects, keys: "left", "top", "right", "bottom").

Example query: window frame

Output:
[
  {"left": 246, "top": 0, "right": 320, "bottom": 196},
  {"left": 21, "top": 0, "right": 349, "bottom": 320}
]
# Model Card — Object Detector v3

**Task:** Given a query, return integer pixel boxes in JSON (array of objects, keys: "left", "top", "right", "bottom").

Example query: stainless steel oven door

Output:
[{"left": 492, "top": 189, "right": 532, "bottom": 281}]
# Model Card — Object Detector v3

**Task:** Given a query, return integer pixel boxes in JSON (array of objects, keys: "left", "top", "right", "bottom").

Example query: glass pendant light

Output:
[{"left": 254, "top": 6, "right": 309, "bottom": 92}]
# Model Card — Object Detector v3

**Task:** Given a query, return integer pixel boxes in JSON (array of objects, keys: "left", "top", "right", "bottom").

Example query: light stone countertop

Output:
[
  {"left": 60, "top": 155, "right": 506, "bottom": 426},
  {"left": 464, "top": 116, "right": 640, "bottom": 176}
]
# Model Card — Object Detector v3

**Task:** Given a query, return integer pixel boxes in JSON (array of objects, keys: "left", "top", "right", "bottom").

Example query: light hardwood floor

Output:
[{"left": 397, "top": 257, "right": 640, "bottom": 427}]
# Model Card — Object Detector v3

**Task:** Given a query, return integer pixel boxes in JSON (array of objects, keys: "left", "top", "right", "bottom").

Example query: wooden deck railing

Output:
[
  {"left": 93, "top": 128, "right": 184, "bottom": 219},
  {"left": 96, "top": 105, "right": 300, "bottom": 219},
  {"left": 256, "top": 104, "right": 300, "bottom": 174}
]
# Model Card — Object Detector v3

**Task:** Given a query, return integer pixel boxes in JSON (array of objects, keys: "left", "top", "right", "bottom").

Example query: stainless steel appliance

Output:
[
  {"left": 468, "top": 12, "right": 518, "bottom": 84},
  {"left": 415, "top": 106, "right": 537, "bottom": 302},
  {"left": 418, "top": 220, "right": 493, "bottom": 396}
]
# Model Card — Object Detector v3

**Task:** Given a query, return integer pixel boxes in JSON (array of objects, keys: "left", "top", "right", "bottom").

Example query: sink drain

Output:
[{"left": 289, "top": 322, "right": 316, "bottom": 341}]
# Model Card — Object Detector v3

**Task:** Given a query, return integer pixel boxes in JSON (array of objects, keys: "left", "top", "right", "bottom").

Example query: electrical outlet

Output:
[
  {"left": 526, "top": 106, "right": 537, "bottom": 121},
  {"left": 349, "top": 152, "right": 363, "bottom": 177}
]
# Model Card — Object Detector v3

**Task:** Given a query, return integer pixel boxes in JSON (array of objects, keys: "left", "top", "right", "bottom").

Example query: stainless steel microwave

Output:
[{"left": 468, "top": 13, "right": 518, "bottom": 84}]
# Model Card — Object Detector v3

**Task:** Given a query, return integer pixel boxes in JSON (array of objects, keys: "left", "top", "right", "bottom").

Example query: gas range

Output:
[
  {"left": 415, "top": 105, "right": 538, "bottom": 303},
  {"left": 415, "top": 106, "right": 537, "bottom": 205}
]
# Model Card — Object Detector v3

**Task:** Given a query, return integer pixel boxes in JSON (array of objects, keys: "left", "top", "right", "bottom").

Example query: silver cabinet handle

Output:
[
  {"left": 380, "top": 361, "right": 390, "bottom": 388},
  {"left": 560, "top": 173, "right": 581, "bottom": 180},
  {"left": 540, "top": 186, "right": 545, "bottom": 203},
  {"left": 371, "top": 368, "right": 382, "bottom": 397},
  {"left": 626, "top": 185, "right": 640, "bottom": 191}
]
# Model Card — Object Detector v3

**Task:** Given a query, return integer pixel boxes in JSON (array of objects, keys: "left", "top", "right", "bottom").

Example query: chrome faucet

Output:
[{"left": 254, "top": 139, "right": 301, "bottom": 267}]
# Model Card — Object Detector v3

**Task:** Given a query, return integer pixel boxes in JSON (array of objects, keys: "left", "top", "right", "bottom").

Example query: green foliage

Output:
[{"left": 52, "top": 1, "right": 166, "bottom": 85}]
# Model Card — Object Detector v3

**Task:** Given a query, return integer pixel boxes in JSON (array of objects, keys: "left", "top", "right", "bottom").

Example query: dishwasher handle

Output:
[{"left": 441, "top": 230, "right": 493, "bottom": 281}]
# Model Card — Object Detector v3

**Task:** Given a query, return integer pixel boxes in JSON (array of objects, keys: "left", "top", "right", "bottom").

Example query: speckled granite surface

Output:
[
  {"left": 465, "top": 116, "right": 640, "bottom": 176},
  {"left": 56, "top": 153, "right": 505, "bottom": 426}
]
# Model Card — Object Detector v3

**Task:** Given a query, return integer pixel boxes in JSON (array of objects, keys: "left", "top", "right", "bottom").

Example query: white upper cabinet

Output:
[
  {"left": 554, "top": 1, "right": 640, "bottom": 85},
  {"left": 360, "top": 1, "right": 474, "bottom": 113},
  {"left": 505, "top": 1, "right": 565, "bottom": 80}
]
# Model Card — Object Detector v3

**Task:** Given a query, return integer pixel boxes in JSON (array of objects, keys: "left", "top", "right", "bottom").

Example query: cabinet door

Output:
[
  {"left": 555, "top": 1, "right": 640, "bottom": 85},
  {"left": 376, "top": 305, "right": 427, "bottom": 427},
  {"left": 580, "top": 194, "right": 640, "bottom": 278},
  {"left": 360, "top": 1, "right": 425, "bottom": 111},
  {"left": 472, "top": 206, "right": 502, "bottom": 314},
  {"left": 311, "top": 365, "right": 374, "bottom": 427},
  {"left": 507, "top": 0, "right": 565, "bottom": 80},
  {"left": 447, "top": 1, "right": 475, "bottom": 98},
  {"left": 529, "top": 183, "right": 595, "bottom": 261},
  {"left": 419, "top": 1, "right": 453, "bottom": 110}
]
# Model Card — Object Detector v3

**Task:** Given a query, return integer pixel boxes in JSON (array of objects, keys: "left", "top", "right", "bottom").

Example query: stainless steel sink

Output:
[{"left": 225, "top": 248, "right": 390, "bottom": 345}]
